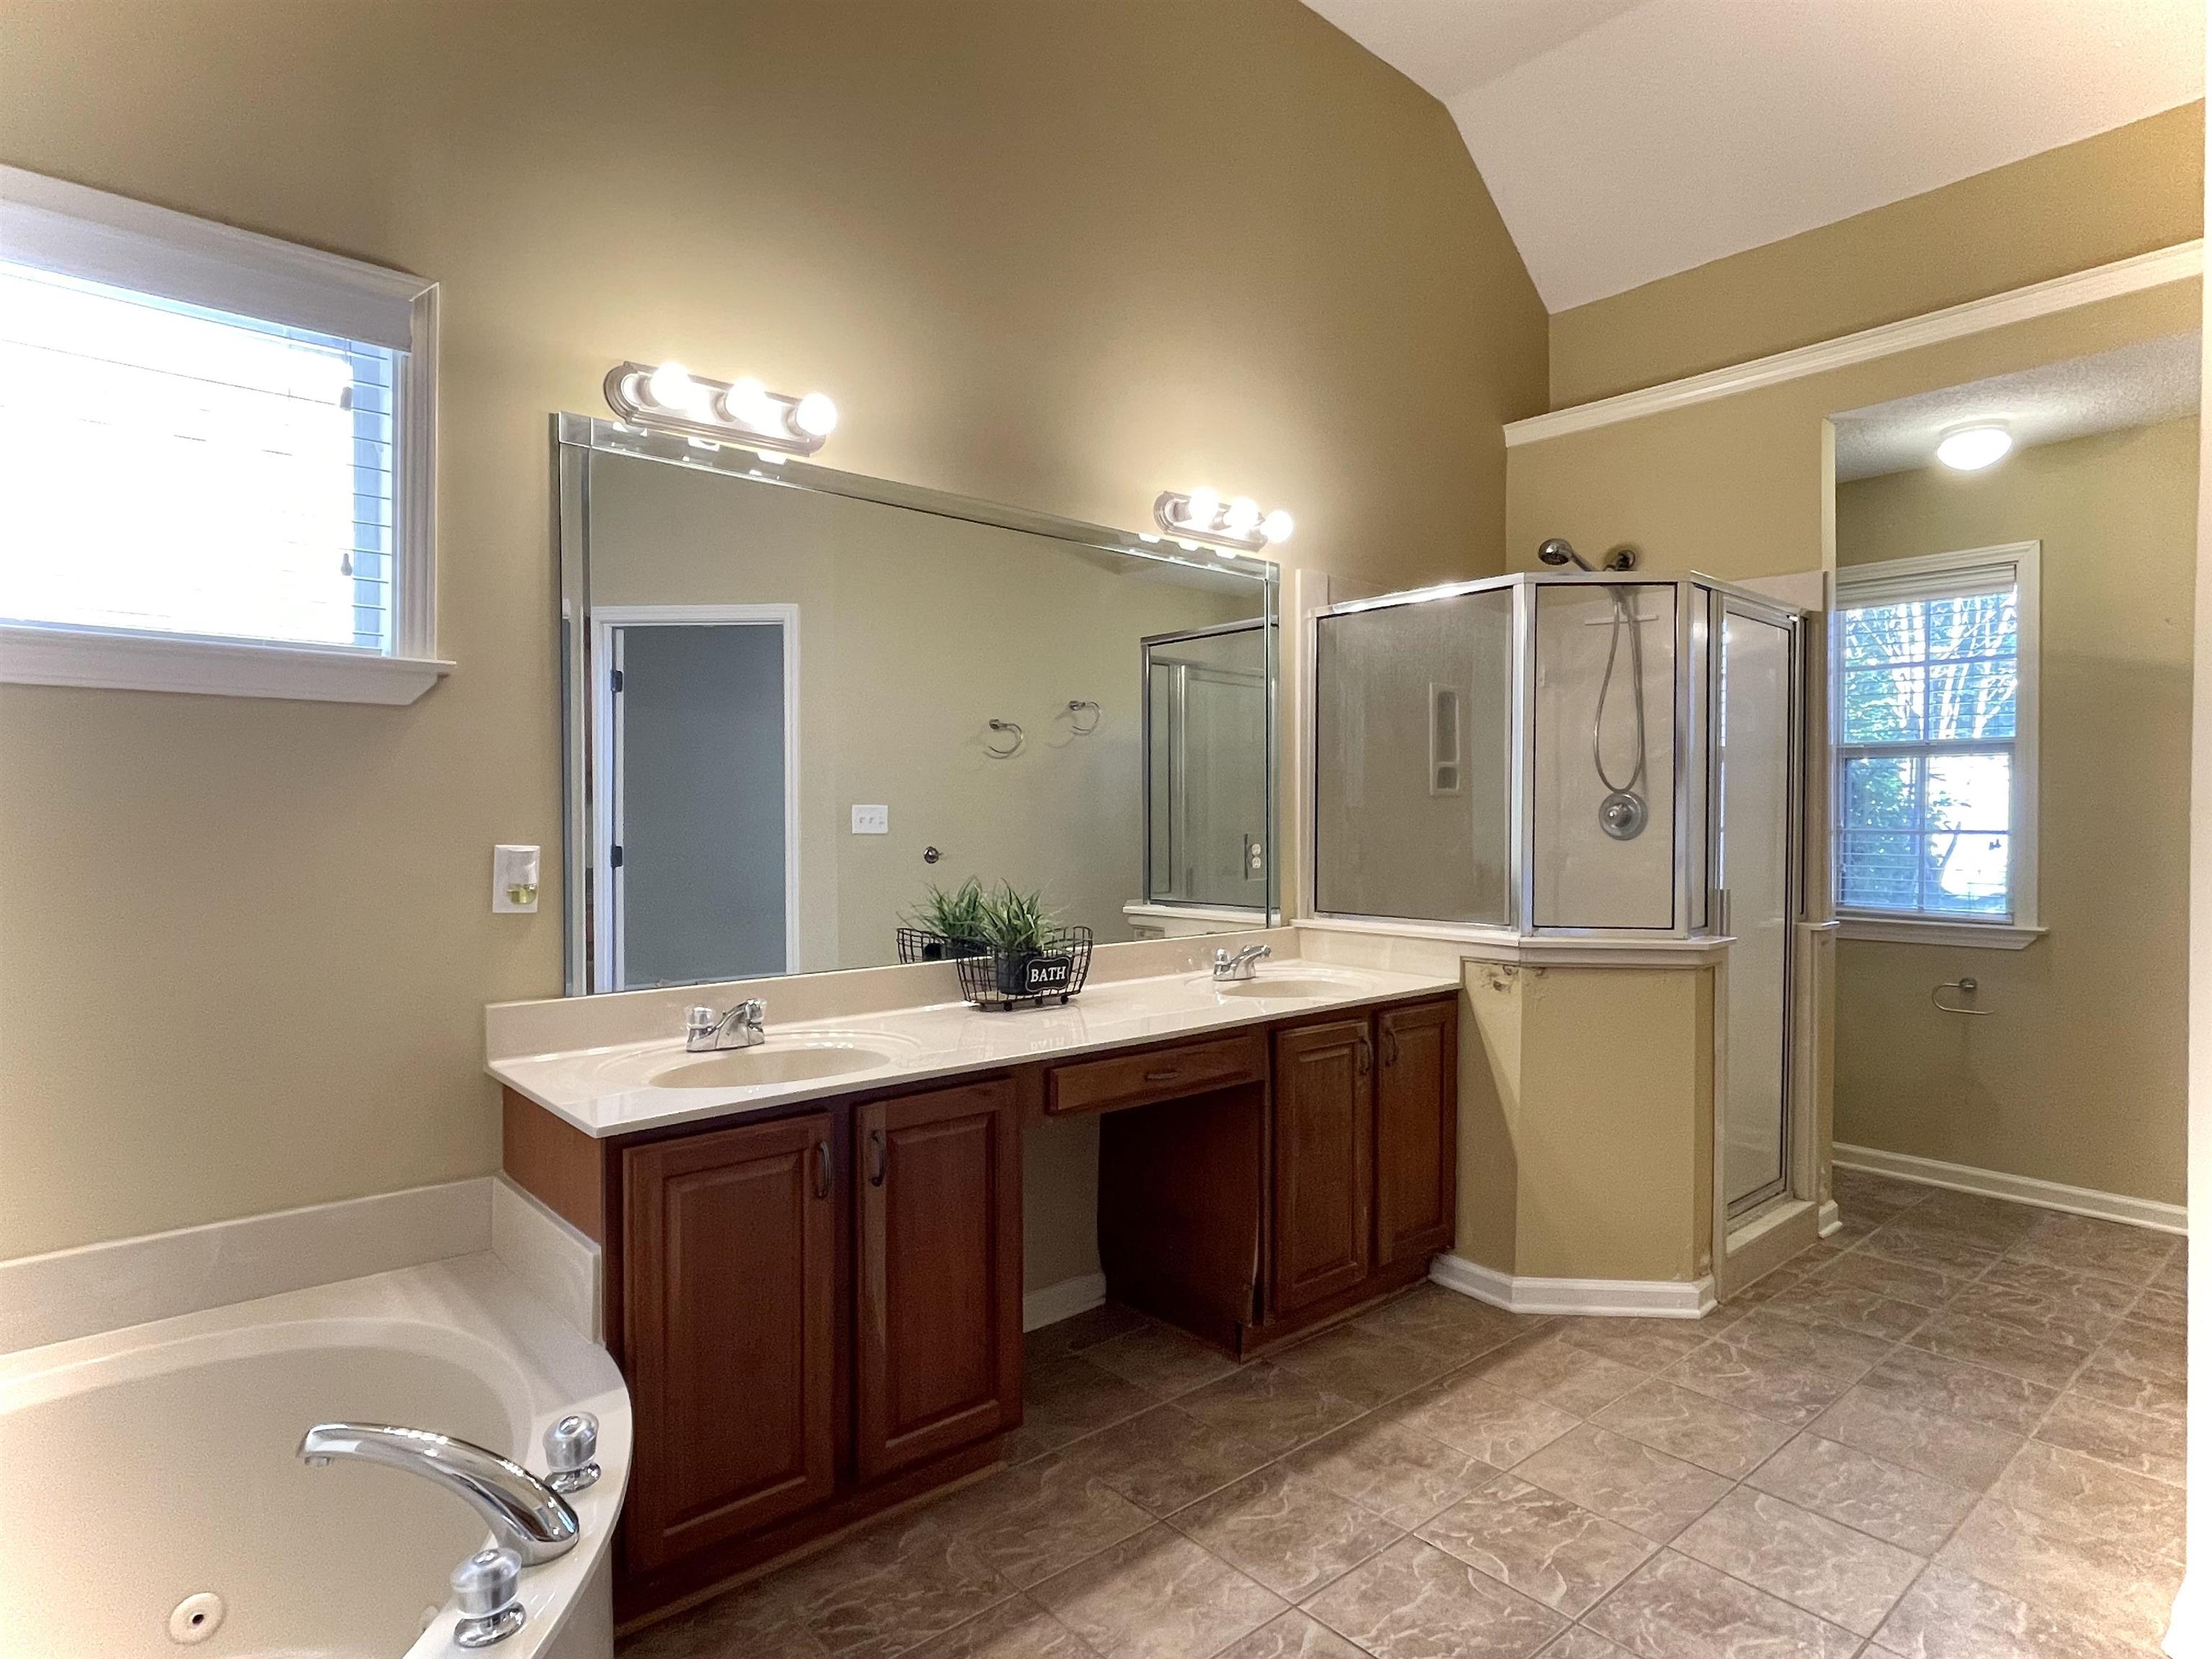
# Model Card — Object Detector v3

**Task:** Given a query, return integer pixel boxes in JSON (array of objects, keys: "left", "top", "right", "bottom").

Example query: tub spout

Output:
[{"left": 297, "top": 1422, "right": 580, "bottom": 1565}]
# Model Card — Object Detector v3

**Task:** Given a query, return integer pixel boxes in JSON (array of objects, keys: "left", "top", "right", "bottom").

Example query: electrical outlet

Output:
[{"left": 850, "top": 804, "right": 889, "bottom": 835}]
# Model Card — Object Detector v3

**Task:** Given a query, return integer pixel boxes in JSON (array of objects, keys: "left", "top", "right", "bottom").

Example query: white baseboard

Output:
[
  {"left": 1834, "top": 1144, "right": 2185, "bottom": 1235},
  {"left": 1431, "top": 1252, "right": 1717, "bottom": 1319},
  {"left": 1817, "top": 1200, "right": 1842, "bottom": 1238},
  {"left": 1023, "top": 1271, "right": 1107, "bottom": 1332}
]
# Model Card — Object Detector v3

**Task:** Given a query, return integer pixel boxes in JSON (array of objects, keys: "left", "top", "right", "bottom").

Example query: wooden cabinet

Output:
[
  {"left": 621, "top": 1112, "right": 837, "bottom": 1575},
  {"left": 1270, "top": 1018, "right": 1374, "bottom": 1313},
  {"left": 1375, "top": 999, "right": 1457, "bottom": 1266},
  {"left": 855, "top": 1079, "right": 1022, "bottom": 1480}
]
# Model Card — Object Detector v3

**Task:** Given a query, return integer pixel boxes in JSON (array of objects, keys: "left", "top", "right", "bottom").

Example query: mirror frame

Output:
[{"left": 553, "top": 412, "right": 1282, "bottom": 995}]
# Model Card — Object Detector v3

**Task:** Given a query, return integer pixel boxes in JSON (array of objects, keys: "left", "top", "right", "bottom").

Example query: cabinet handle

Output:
[
  {"left": 1143, "top": 1068, "right": 1179, "bottom": 1083},
  {"left": 813, "top": 1140, "right": 832, "bottom": 1199},
  {"left": 1382, "top": 1026, "right": 1400, "bottom": 1066},
  {"left": 1357, "top": 1036, "right": 1372, "bottom": 1076},
  {"left": 868, "top": 1127, "right": 887, "bottom": 1187}
]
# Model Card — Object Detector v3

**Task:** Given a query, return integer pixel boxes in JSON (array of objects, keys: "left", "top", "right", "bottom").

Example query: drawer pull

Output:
[{"left": 1143, "top": 1069, "right": 1179, "bottom": 1083}]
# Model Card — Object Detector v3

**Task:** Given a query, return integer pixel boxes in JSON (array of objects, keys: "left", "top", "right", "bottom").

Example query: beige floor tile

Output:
[
  {"left": 1717, "top": 1264, "right": 1811, "bottom": 1310},
  {"left": 2008, "top": 1213, "right": 2179, "bottom": 1286},
  {"left": 1809, "top": 1386, "right": 2024, "bottom": 1491},
  {"left": 1937, "top": 1497, "right": 2184, "bottom": 1650},
  {"left": 1758, "top": 1278, "right": 1929, "bottom": 1341},
  {"left": 1550, "top": 1317, "right": 1712, "bottom": 1372},
  {"left": 2152, "top": 1250, "right": 2188, "bottom": 1295},
  {"left": 1665, "top": 1334, "right": 1849, "bottom": 1429},
  {"left": 1908, "top": 1190, "right": 2042, "bottom": 1246},
  {"left": 801, "top": 1513, "right": 1017, "bottom": 1659},
  {"left": 2033, "top": 1390, "right": 2186, "bottom": 1488},
  {"left": 1030, "top": 1526, "right": 1284, "bottom": 1659},
  {"left": 1169, "top": 1465, "right": 1403, "bottom": 1602},
  {"left": 1987, "top": 1439, "right": 2185, "bottom": 1562},
  {"left": 2071, "top": 1323, "right": 2188, "bottom": 1426},
  {"left": 1351, "top": 1284, "right": 1539, "bottom": 1365},
  {"left": 1062, "top": 1404, "right": 1274, "bottom": 1516},
  {"left": 1303, "top": 1536, "right": 1566, "bottom": 1659},
  {"left": 1902, "top": 1311, "right": 2095, "bottom": 1391},
  {"left": 1270, "top": 1320, "right": 1450, "bottom": 1410},
  {"left": 1020, "top": 1356, "right": 1159, "bottom": 1452},
  {"left": 1832, "top": 1169, "right": 1928, "bottom": 1215},
  {"left": 1026, "top": 1304, "right": 1154, "bottom": 1364},
  {"left": 1807, "top": 1250, "right": 1968, "bottom": 1310},
  {"left": 620, "top": 1576, "right": 831, "bottom": 1659},
  {"left": 1744, "top": 1433, "right": 1976, "bottom": 1556},
  {"left": 904, "top": 1599, "right": 1094, "bottom": 1659},
  {"left": 1871, "top": 1563, "right": 2149, "bottom": 1659},
  {"left": 1721, "top": 1307, "right": 1897, "bottom": 1378},
  {"left": 1284, "top": 1407, "right": 1496, "bottom": 1528},
  {"left": 1393, "top": 1371, "right": 1581, "bottom": 1468},
  {"left": 932, "top": 1454, "right": 1156, "bottom": 1588},
  {"left": 1461, "top": 1334, "right": 1650, "bottom": 1416},
  {"left": 1941, "top": 1282, "right": 2123, "bottom": 1349},
  {"left": 1535, "top": 1631, "right": 1636, "bottom": 1658},
  {"left": 1215, "top": 1611, "right": 1366, "bottom": 1659},
  {"left": 2129, "top": 1285, "right": 2188, "bottom": 1333},
  {"left": 1513, "top": 1424, "right": 1732, "bottom": 1543},
  {"left": 1177, "top": 1363, "right": 1366, "bottom": 1461},
  {"left": 1854, "top": 1344, "right": 2056, "bottom": 1437},
  {"left": 1417, "top": 1473, "right": 1656, "bottom": 1617},
  {"left": 1583, "top": 1550, "right": 1859, "bottom": 1659},
  {"left": 1856, "top": 1215, "right": 2005, "bottom": 1277},
  {"left": 1082, "top": 1326, "right": 1244, "bottom": 1402},
  {"left": 1973, "top": 1259, "right": 2144, "bottom": 1326},
  {"left": 1590, "top": 1377, "right": 1794, "bottom": 1478},
  {"left": 1673, "top": 1487, "right": 1924, "bottom": 1635}
]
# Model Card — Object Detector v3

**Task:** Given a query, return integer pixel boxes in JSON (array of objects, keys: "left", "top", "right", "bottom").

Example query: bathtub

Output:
[{"left": 0, "top": 1252, "right": 628, "bottom": 1659}]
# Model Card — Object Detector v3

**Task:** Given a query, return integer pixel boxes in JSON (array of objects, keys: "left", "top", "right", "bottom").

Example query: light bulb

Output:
[
  {"left": 791, "top": 392, "right": 839, "bottom": 438},
  {"left": 1184, "top": 487, "right": 1220, "bottom": 531},
  {"left": 1259, "top": 508, "right": 1295, "bottom": 544},
  {"left": 1936, "top": 424, "right": 2012, "bottom": 471},
  {"left": 721, "top": 377, "right": 774, "bottom": 431},
  {"left": 1223, "top": 496, "right": 1261, "bottom": 535},
  {"left": 646, "top": 361, "right": 697, "bottom": 411}
]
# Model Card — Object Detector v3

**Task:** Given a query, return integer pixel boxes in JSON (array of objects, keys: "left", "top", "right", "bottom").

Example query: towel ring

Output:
[
  {"left": 1066, "top": 699, "right": 1102, "bottom": 736},
  {"left": 1932, "top": 977, "right": 1995, "bottom": 1016},
  {"left": 984, "top": 719, "right": 1023, "bottom": 759}
]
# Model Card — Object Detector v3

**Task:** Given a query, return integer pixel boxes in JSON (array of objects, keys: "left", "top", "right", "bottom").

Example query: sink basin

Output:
[
  {"left": 1206, "top": 976, "right": 1354, "bottom": 1000},
  {"left": 652, "top": 1041, "right": 901, "bottom": 1089}
]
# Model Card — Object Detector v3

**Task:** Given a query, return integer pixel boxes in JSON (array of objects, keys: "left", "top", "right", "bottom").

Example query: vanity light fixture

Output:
[
  {"left": 1936, "top": 421, "right": 2012, "bottom": 472},
  {"left": 1154, "top": 487, "right": 1294, "bottom": 554},
  {"left": 604, "top": 359, "right": 839, "bottom": 457}
]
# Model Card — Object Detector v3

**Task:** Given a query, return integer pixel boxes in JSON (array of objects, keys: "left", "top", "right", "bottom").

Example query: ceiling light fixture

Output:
[
  {"left": 1935, "top": 422, "right": 2012, "bottom": 472},
  {"left": 1154, "top": 487, "right": 1293, "bottom": 554},
  {"left": 605, "top": 360, "right": 838, "bottom": 457}
]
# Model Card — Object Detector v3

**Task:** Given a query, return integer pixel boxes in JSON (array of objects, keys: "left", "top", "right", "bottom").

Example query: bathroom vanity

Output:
[{"left": 493, "top": 952, "right": 1457, "bottom": 1619}]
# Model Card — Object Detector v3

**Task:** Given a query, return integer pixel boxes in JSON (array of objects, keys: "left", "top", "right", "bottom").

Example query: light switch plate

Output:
[
  {"left": 850, "top": 804, "right": 889, "bottom": 835},
  {"left": 493, "top": 844, "right": 541, "bottom": 913}
]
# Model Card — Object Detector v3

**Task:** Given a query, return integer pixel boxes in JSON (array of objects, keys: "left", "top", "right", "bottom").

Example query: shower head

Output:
[{"left": 1537, "top": 538, "right": 1593, "bottom": 571}]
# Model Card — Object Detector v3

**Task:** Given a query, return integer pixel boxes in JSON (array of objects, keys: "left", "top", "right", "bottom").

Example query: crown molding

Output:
[{"left": 1508, "top": 240, "right": 2204, "bottom": 447}]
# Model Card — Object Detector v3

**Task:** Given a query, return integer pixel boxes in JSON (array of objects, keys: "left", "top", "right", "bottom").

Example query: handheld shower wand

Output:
[{"left": 1536, "top": 539, "right": 1649, "bottom": 840}]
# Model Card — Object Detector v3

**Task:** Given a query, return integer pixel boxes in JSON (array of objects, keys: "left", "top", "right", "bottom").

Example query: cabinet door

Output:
[
  {"left": 1271, "top": 1018, "right": 1373, "bottom": 1313},
  {"left": 622, "top": 1112, "right": 836, "bottom": 1575},
  {"left": 855, "top": 1079, "right": 1022, "bottom": 1481},
  {"left": 1375, "top": 999, "right": 1457, "bottom": 1266}
]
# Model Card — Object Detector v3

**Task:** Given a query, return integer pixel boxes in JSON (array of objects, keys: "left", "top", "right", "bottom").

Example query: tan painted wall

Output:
[
  {"left": 1835, "top": 418, "right": 2199, "bottom": 1205},
  {"left": 0, "top": 0, "right": 1547, "bottom": 1260},
  {"left": 1550, "top": 102, "right": 2205, "bottom": 408}
]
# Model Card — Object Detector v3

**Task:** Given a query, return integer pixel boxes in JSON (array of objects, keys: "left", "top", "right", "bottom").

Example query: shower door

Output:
[{"left": 1713, "top": 595, "right": 1801, "bottom": 1217}]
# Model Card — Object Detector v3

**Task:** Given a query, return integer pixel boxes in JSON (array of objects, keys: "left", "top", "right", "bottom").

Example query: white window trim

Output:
[
  {"left": 1832, "top": 540, "right": 2041, "bottom": 947},
  {"left": 0, "top": 166, "right": 448, "bottom": 704}
]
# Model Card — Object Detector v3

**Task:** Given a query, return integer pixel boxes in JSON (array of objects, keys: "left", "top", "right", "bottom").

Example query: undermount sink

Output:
[
  {"left": 651, "top": 1041, "right": 901, "bottom": 1089},
  {"left": 1205, "top": 975, "right": 1354, "bottom": 1000}
]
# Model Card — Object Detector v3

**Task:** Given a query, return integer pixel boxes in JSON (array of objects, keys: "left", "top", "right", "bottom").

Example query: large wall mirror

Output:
[{"left": 556, "top": 415, "right": 1279, "bottom": 994}]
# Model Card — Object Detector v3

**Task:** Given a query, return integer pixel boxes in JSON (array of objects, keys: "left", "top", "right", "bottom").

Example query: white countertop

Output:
[{"left": 490, "top": 956, "right": 1459, "bottom": 1138}]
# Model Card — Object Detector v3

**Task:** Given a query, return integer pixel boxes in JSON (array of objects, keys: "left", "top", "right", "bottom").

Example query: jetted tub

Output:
[{"left": 0, "top": 1254, "right": 628, "bottom": 1659}]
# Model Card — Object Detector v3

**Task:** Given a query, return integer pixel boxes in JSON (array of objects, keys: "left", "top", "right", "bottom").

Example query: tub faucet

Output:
[
  {"left": 297, "top": 1423, "right": 580, "bottom": 1565},
  {"left": 1213, "top": 943, "right": 1272, "bottom": 982},
  {"left": 686, "top": 998, "right": 767, "bottom": 1051}
]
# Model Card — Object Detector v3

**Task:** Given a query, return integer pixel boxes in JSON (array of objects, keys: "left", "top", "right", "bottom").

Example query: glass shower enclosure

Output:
[
  {"left": 1311, "top": 572, "right": 1804, "bottom": 1217},
  {"left": 1144, "top": 621, "right": 1272, "bottom": 916}
]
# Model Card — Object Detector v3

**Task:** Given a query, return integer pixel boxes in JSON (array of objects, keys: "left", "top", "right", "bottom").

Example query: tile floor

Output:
[{"left": 621, "top": 1172, "right": 2185, "bottom": 1659}]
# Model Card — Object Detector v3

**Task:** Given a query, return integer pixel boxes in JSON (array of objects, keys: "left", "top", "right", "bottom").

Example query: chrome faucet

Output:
[
  {"left": 1213, "top": 943, "right": 1272, "bottom": 982},
  {"left": 297, "top": 1422, "right": 580, "bottom": 1566},
  {"left": 686, "top": 998, "right": 767, "bottom": 1051}
]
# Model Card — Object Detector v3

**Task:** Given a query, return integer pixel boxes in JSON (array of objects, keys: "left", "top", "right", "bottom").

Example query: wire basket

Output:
[
  {"left": 950, "top": 927, "right": 1094, "bottom": 1011},
  {"left": 896, "top": 927, "right": 988, "bottom": 964}
]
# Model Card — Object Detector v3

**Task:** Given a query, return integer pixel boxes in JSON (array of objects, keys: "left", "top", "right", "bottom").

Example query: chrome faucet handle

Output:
[
  {"left": 684, "top": 1005, "right": 718, "bottom": 1048},
  {"left": 543, "top": 1411, "right": 601, "bottom": 1495},
  {"left": 451, "top": 1548, "right": 525, "bottom": 1648}
]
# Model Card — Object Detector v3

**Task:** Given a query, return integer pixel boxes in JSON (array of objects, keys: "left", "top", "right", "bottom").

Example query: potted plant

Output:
[
  {"left": 903, "top": 878, "right": 988, "bottom": 959},
  {"left": 976, "top": 883, "right": 1066, "bottom": 997}
]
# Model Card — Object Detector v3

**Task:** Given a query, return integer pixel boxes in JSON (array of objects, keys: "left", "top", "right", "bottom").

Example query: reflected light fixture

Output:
[
  {"left": 606, "top": 359, "right": 838, "bottom": 457},
  {"left": 1154, "top": 487, "right": 1294, "bottom": 554},
  {"left": 1936, "top": 422, "right": 2012, "bottom": 472}
]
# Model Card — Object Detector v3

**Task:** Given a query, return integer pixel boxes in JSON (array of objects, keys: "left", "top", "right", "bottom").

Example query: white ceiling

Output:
[
  {"left": 1303, "top": 0, "right": 2204, "bottom": 313},
  {"left": 1832, "top": 331, "right": 2201, "bottom": 481}
]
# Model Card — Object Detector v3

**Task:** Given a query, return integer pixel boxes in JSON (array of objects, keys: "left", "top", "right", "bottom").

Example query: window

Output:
[
  {"left": 1833, "top": 542, "right": 2041, "bottom": 945},
  {"left": 0, "top": 167, "right": 444, "bottom": 703}
]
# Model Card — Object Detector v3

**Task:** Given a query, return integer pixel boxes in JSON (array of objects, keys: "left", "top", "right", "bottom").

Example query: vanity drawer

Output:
[{"left": 1046, "top": 1031, "right": 1267, "bottom": 1116}]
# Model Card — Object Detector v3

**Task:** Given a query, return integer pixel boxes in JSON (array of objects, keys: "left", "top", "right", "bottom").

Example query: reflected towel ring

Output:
[
  {"left": 1932, "top": 978, "right": 1995, "bottom": 1016},
  {"left": 985, "top": 719, "right": 1023, "bottom": 759},
  {"left": 1066, "top": 699, "right": 1102, "bottom": 736}
]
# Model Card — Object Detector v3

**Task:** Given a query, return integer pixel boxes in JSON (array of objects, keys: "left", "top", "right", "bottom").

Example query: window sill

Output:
[
  {"left": 1835, "top": 915, "right": 2045, "bottom": 950},
  {"left": 0, "top": 624, "right": 452, "bottom": 706}
]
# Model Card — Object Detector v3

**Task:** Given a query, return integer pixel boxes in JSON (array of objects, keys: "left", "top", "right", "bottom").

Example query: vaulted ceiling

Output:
[{"left": 1303, "top": 0, "right": 2203, "bottom": 313}]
